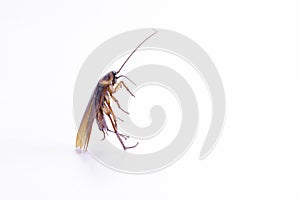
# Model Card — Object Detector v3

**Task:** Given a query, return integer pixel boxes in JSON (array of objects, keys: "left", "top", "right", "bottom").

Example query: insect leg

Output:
[
  {"left": 102, "top": 102, "right": 123, "bottom": 137},
  {"left": 105, "top": 101, "right": 129, "bottom": 140},
  {"left": 104, "top": 101, "right": 128, "bottom": 141},
  {"left": 103, "top": 104, "right": 138, "bottom": 150},
  {"left": 104, "top": 94, "right": 118, "bottom": 125},
  {"left": 110, "top": 94, "right": 129, "bottom": 114},
  {"left": 106, "top": 128, "right": 129, "bottom": 140},
  {"left": 111, "top": 81, "right": 135, "bottom": 97},
  {"left": 107, "top": 112, "right": 138, "bottom": 150},
  {"left": 102, "top": 105, "right": 127, "bottom": 148},
  {"left": 108, "top": 82, "right": 134, "bottom": 114}
]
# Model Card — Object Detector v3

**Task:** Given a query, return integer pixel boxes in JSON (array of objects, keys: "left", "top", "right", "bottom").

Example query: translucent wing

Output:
[{"left": 75, "top": 86, "right": 100, "bottom": 151}]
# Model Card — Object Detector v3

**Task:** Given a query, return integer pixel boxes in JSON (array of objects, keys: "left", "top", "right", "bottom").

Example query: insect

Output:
[{"left": 76, "top": 29, "right": 158, "bottom": 151}]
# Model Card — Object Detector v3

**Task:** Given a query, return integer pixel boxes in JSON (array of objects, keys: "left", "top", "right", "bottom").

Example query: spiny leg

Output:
[
  {"left": 103, "top": 105, "right": 138, "bottom": 150},
  {"left": 108, "top": 81, "right": 135, "bottom": 114},
  {"left": 110, "top": 81, "right": 135, "bottom": 97},
  {"left": 106, "top": 111, "right": 127, "bottom": 150},
  {"left": 110, "top": 94, "right": 129, "bottom": 114},
  {"left": 108, "top": 114, "right": 138, "bottom": 150},
  {"left": 104, "top": 100, "right": 130, "bottom": 140},
  {"left": 104, "top": 94, "right": 118, "bottom": 125},
  {"left": 106, "top": 128, "right": 129, "bottom": 140},
  {"left": 102, "top": 105, "right": 128, "bottom": 140}
]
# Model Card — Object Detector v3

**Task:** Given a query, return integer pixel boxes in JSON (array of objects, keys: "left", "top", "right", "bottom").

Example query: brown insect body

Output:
[{"left": 76, "top": 29, "right": 157, "bottom": 151}]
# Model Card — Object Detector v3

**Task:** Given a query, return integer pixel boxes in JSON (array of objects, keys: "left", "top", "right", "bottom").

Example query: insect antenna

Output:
[{"left": 116, "top": 28, "right": 158, "bottom": 74}]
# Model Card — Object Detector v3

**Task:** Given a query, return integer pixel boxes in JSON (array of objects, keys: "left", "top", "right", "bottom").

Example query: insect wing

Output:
[{"left": 75, "top": 86, "right": 99, "bottom": 151}]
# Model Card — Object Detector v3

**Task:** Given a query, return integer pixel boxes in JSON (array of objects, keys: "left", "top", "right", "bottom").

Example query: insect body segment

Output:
[{"left": 76, "top": 29, "right": 158, "bottom": 151}]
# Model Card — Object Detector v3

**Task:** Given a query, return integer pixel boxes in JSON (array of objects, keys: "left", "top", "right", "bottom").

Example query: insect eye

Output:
[{"left": 112, "top": 71, "right": 116, "bottom": 75}]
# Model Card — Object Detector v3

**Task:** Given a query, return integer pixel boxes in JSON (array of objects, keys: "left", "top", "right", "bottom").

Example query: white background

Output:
[{"left": 1, "top": 0, "right": 300, "bottom": 199}]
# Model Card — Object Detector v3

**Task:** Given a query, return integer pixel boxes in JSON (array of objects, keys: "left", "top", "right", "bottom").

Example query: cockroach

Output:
[{"left": 76, "top": 29, "right": 158, "bottom": 151}]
